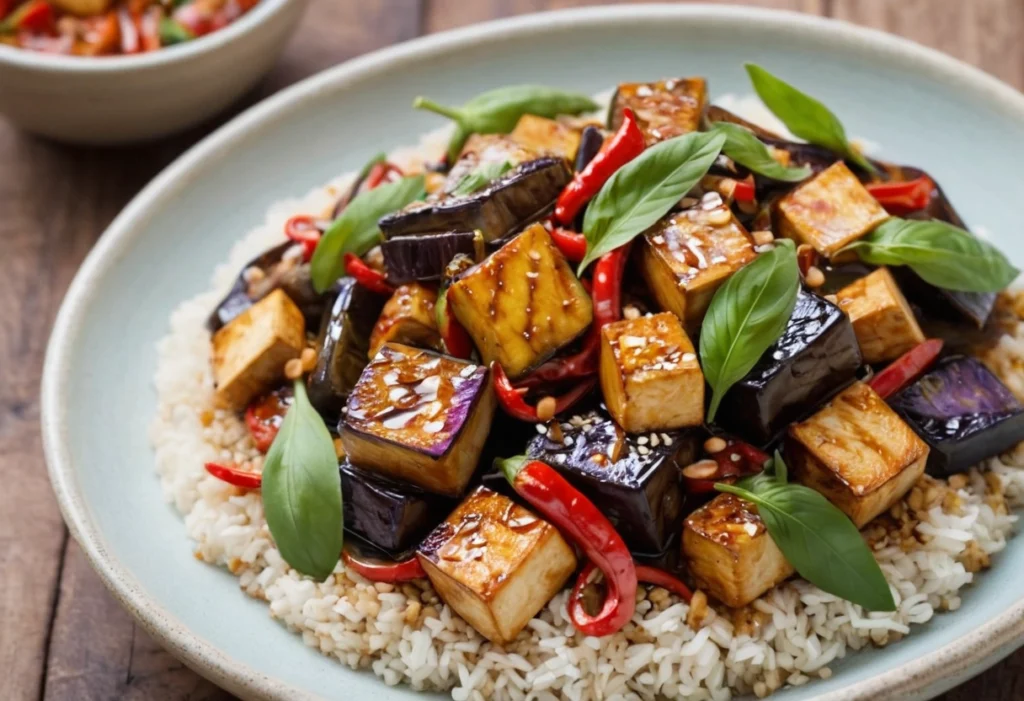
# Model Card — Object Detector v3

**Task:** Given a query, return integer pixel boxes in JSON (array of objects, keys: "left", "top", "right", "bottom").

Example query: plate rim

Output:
[{"left": 40, "top": 5, "right": 1024, "bottom": 700}]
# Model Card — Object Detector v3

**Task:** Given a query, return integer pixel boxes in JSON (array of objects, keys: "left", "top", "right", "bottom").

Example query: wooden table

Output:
[{"left": 3, "top": 1, "right": 1023, "bottom": 698}]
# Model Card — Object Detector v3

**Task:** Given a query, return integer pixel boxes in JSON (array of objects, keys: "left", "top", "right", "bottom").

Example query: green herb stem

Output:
[{"left": 412, "top": 97, "right": 464, "bottom": 122}]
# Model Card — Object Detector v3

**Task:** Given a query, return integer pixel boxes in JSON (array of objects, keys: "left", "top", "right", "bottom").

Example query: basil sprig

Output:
[
  {"left": 717, "top": 453, "right": 896, "bottom": 612},
  {"left": 451, "top": 160, "right": 513, "bottom": 196},
  {"left": 745, "top": 63, "right": 875, "bottom": 174},
  {"left": 578, "top": 130, "right": 726, "bottom": 273},
  {"left": 310, "top": 174, "right": 426, "bottom": 292},
  {"left": 711, "top": 122, "right": 811, "bottom": 183},
  {"left": 262, "top": 380, "right": 343, "bottom": 581},
  {"left": 700, "top": 239, "right": 799, "bottom": 421},
  {"left": 843, "top": 218, "right": 1019, "bottom": 293},
  {"left": 414, "top": 85, "right": 598, "bottom": 162},
  {"left": 158, "top": 17, "right": 194, "bottom": 45}
]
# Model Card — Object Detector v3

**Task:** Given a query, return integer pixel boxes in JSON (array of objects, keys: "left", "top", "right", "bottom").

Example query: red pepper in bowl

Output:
[
  {"left": 865, "top": 175, "right": 934, "bottom": 215},
  {"left": 549, "top": 227, "right": 588, "bottom": 263},
  {"left": 284, "top": 215, "right": 322, "bottom": 261},
  {"left": 342, "top": 549, "right": 426, "bottom": 582},
  {"left": 344, "top": 253, "right": 394, "bottom": 295},
  {"left": 868, "top": 338, "right": 944, "bottom": 399},
  {"left": 492, "top": 362, "right": 595, "bottom": 422},
  {"left": 204, "top": 462, "right": 262, "bottom": 490}
]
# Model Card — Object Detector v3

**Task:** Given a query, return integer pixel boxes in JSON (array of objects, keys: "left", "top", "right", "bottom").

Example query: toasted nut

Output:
[
  {"left": 536, "top": 396, "right": 557, "bottom": 422},
  {"left": 623, "top": 305, "right": 642, "bottom": 321},
  {"left": 704, "top": 436, "right": 727, "bottom": 454},
  {"left": 300, "top": 347, "right": 318, "bottom": 372},
  {"left": 334, "top": 438, "right": 346, "bottom": 460},
  {"left": 284, "top": 357, "right": 304, "bottom": 380},
  {"left": 752, "top": 230, "right": 775, "bottom": 246},
  {"left": 708, "top": 207, "right": 732, "bottom": 226},
  {"left": 805, "top": 266, "right": 826, "bottom": 289},
  {"left": 683, "top": 459, "right": 720, "bottom": 480}
]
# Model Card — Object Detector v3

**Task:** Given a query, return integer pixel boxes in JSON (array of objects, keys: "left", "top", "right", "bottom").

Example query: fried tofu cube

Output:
[
  {"left": 418, "top": 487, "right": 577, "bottom": 644},
  {"left": 448, "top": 223, "right": 593, "bottom": 379},
  {"left": 638, "top": 207, "right": 757, "bottom": 333},
  {"left": 510, "top": 115, "right": 581, "bottom": 162},
  {"left": 610, "top": 77, "right": 707, "bottom": 145},
  {"left": 777, "top": 162, "right": 889, "bottom": 257},
  {"left": 786, "top": 381, "right": 929, "bottom": 527},
  {"left": 834, "top": 268, "right": 925, "bottom": 364},
  {"left": 368, "top": 283, "right": 442, "bottom": 357},
  {"left": 683, "top": 493, "right": 794, "bottom": 608},
  {"left": 341, "top": 344, "right": 496, "bottom": 497},
  {"left": 600, "top": 312, "right": 704, "bottom": 432},
  {"left": 211, "top": 289, "right": 305, "bottom": 411}
]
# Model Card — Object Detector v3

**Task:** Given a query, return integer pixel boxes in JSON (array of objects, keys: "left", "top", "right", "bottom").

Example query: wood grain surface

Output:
[{"left": 2, "top": 1, "right": 1021, "bottom": 699}]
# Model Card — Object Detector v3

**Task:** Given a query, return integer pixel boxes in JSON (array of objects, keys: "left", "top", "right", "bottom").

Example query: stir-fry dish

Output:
[
  {"left": 155, "top": 65, "right": 1024, "bottom": 698},
  {"left": 0, "top": 0, "right": 258, "bottom": 55}
]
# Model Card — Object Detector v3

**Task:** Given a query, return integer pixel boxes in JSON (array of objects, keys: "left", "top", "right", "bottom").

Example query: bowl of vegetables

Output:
[{"left": 0, "top": 0, "right": 307, "bottom": 144}]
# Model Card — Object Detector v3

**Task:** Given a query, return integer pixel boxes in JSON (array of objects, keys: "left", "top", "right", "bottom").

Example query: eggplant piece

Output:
[
  {"left": 380, "top": 230, "right": 481, "bottom": 284},
  {"left": 525, "top": 407, "right": 696, "bottom": 554},
  {"left": 890, "top": 356, "right": 1024, "bottom": 476},
  {"left": 716, "top": 290, "right": 862, "bottom": 446},
  {"left": 892, "top": 267, "right": 997, "bottom": 331},
  {"left": 307, "top": 278, "right": 387, "bottom": 420},
  {"left": 368, "top": 283, "right": 443, "bottom": 357},
  {"left": 340, "top": 461, "right": 454, "bottom": 559},
  {"left": 574, "top": 126, "right": 604, "bottom": 172},
  {"left": 378, "top": 158, "right": 571, "bottom": 244},
  {"left": 341, "top": 343, "right": 496, "bottom": 497},
  {"left": 609, "top": 77, "right": 707, "bottom": 145}
]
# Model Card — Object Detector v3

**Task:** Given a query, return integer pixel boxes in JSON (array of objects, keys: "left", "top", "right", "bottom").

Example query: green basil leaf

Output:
[
  {"left": 717, "top": 472, "right": 896, "bottom": 612},
  {"left": 700, "top": 239, "right": 799, "bottom": 421},
  {"left": 414, "top": 86, "right": 598, "bottom": 162},
  {"left": 843, "top": 217, "right": 1018, "bottom": 293},
  {"left": 356, "top": 152, "right": 387, "bottom": 181},
  {"left": 578, "top": 130, "right": 726, "bottom": 273},
  {"left": 262, "top": 380, "right": 343, "bottom": 581},
  {"left": 711, "top": 122, "right": 812, "bottom": 183},
  {"left": 772, "top": 449, "right": 787, "bottom": 484},
  {"left": 745, "top": 63, "right": 875, "bottom": 174},
  {"left": 310, "top": 174, "right": 426, "bottom": 292},
  {"left": 451, "top": 160, "right": 513, "bottom": 197},
  {"left": 158, "top": 17, "right": 194, "bottom": 45}
]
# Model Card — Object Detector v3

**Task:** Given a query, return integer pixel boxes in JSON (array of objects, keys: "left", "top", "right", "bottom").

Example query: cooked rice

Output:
[{"left": 150, "top": 114, "right": 1024, "bottom": 701}]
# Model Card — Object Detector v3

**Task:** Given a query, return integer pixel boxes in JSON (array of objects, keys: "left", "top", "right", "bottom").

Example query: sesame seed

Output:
[
  {"left": 730, "top": 453, "right": 741, "bottom": 462},
  {"left": 423, "top": 420, "right": 444, "bottom": 434},
  {"left": 707, "top": 207, "right": 732, "bottom": 226},
  {"left": 681, "top": 352, "right": 696, "bottom": 363},
  {"left": 535, "top": 423, "right": 548, "bottom": 435},
  {"left": 620, "top": 335, "right": 646, "bottom": 348},
  {"left": 743, "top": 522, "right": 758, "bottom": 536},
  {"left": 637, "top": 445, "right": 650, "bottom": 456},
  {"left": 805, "top": 266, "right": 826, "bottom": 288},
  {"left": 637, "top": 436, "right": 649, "bottom": 445},
  {"left": 460, "top": 364, "right": 478, "bottom": 378},
  {"left": 650, "top": 434, "right": 660, "bottom": 448},
  {"left": 662, "top": 434, "right": 673, "bottom": 446}
]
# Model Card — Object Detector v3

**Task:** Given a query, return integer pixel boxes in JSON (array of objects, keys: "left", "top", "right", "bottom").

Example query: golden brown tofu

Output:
[
  {"left": 610, "top": 77, "right": 707, "bottom": 145},
  {"left": 211, "top": 289, "right": 305, "bottom": 411},
  {"left": 600, "top": 312, "right": 704, "bottom": 432},
  {"left": 418, "top": 487, "right": 577, "bottom": 644},
  {"left": 776, "top": 161, "right": 889, "bottom": 257},
  {"left": 509, "top": 115, "right": 581, "bottom": 162},
  {"left": 834, "top": 268, "right": 925, "bottom": 364},
  {"left": 638, "top": 207, "right": 757, "bottom": 333},
  {"left": 683, "top": 493, "right": 794, "bottom": 608},
  {"left": 368, "top": 283, "right": 442, "bottom": 358},
  {"left": 787, "top": 382, "right": 929, "bottom": 527},
  {"left": 341, "top": 344, "right": 496, "bottom": 497},
  {"left": 448, "top": 223, "right": 593, "bottom": 379}
]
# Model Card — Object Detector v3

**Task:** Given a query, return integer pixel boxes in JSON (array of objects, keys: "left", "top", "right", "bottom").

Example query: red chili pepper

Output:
[
  {"left": 866, "top": 175, "right": 934, "bottom": 215},
  {"left": 554, "top": 108, "right": 645, "bottom": 224},
  {"left": 364, "top": 161, "right": 404, "bottom": 190},
  {"left": 492, "top": 362, "right": 595, "bottom": 422},
  {"left": 284, "top": 215, "right": 322, "bottom": 261},
  {"left": 868, "top": 338, "right": 943, "bottom": 399},
  {"left": 244, "top": 388, "right": 292, "bottom": 453},
  {"left": 732, "top": 178, "right": 756, "bottom": 203},
  {"left": 3, "top": 0, "right": 52, "bottom": 33},
  {"left": 344, "top": 253, "right": 395, "bottom": 295},
  {"left": 635, "top": 564, "right": 693, "bottom": 603},
  {"left": 0, "top": 0, "right": 13, "bottom": 21},
  {"left": 549, "top": 227, "right": 587, "bottom": 263},
  {"left": 204, "top": 462, "right": 262, "bottom": 489},
  {"left": 138, "top": 6, "right": 161, "bottom": 52},
  {"left": 498, "top": 457, "right": 637, "bottom": 636},
  {"left": 342, "top": 550, "right": 426, "bottom": 582},
  {"left": 436, "top": 282, "right": 474, "bottom": 359}
]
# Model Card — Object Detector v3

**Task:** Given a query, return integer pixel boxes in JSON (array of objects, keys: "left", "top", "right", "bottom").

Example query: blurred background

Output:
[{"left": 1, "top": 0, "right": 1021, "bottom": 699}]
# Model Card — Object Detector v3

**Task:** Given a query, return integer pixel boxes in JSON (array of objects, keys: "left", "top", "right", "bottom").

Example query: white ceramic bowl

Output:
[{"left": 0, "top": 0, "right": 307, "bottom": 144}]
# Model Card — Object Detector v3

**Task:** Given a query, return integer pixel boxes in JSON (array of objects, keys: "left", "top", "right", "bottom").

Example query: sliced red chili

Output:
[
  {"left": 244, "top": 387, "right": 293, "bottom": 453},
  {"left": 436, "top": 281, "right": 473, "bottom": 359},
  {"left": 342, "top": 550, "right": 426, "bottom": 582},
  {"left": 284, "top": 215, "right": 322, "bottom": 262},
  {"left": 204, "top": 462, "right": 262, "bottom": 489},
  {"left": 492, "top": 362, "right": 594, "bottom": 422},
  {"left": 865, "top": 175, "right": 934, "bottom": 215},
  {"left": 732, "top": 178, "right": 756, "bottom": 203},
  {"left": 344, "top": 253, "right": 395, "bottom": 295},
  {"left": 2, "top": 0, "right": 53, "bottom": 33},
  {"left": 868, "top": 338, "right": 944, "bottom": 399},
  {"left": 549, "top": 227, "right": 588, "bottom": 263},
  {"left": 635, "top": 564, "right": 693, "bottom": 603},
  {"left": 364, "top": 161, "right": 404, "bottom": 190}
]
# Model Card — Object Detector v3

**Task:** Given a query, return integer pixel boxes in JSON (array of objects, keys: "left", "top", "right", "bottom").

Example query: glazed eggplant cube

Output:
[
  {"left": 892, "top": 267, "right": 997, "bottom": 330},
  {"left": 341, "top": 343, "right": 496, "bottom": 497},
  {"left": 777, "top": 161, "right": 889, "bottom": 257},
  {"left": 683, "top": 493, "right": 794, "bottom": 608},
  {"left": 890, "top": 356, "right": 1024, "bottom": 476},
  {"left": 716, "top": 290, "right": 862, "bottom": 445},
  {"left": 834, "top": 267, "right": 925, "bottom": 364},
  {"left": 340, "top": 461, "right": 453, "bottom": 559},
  {"left": 381, "top": 230, "right": 481, "bottom": 284},
  {"left": 638, "top": 206, "right": 756, "bottom": 333},
  {"left": 379, "top": 157, "right": 571, "bottom": 244},
  {"left": 609, "top": 77, "right": 707, "bottom": 145},
  {"left": 509, "top": 115, "right": 581, "bottom": 161},
  {"left": 368, "top": 283, "right": 443, "bottom": 358},
  {"left": 417, "top": 486, "right": 577, "bottom": 644},
  {"left": 600, "top": 312, "right": 704, "bottom": 432},
  {"left": 307, "top": 279, "right": 387, "bottom": 420},
  {"left": 448, "top": 223, "right": 593, "bottom": 379},
  {"left": 211, "top": 289, "right": 306, "bottom": 411},
  {"left": 787, "top": 382, "right": 929, "bottom": 527},
  {"left": 526, "top": 407, "right": 695, "bottom": 553}
]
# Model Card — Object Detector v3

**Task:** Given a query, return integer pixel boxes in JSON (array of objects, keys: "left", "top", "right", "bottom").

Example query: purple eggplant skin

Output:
[
  {"left": 716, "top": 290, "right": 863, "bottom": 446},
  {"left": 340, "top": 461, "right": 454, "bottom": 559},
  {"left": 890, "top": 356, "right": 1024, "bottom": 476},
  {"left": 307, "top": 278, "right": 387, "bottom": 421},
  {"left": 574, "top": 126, "right": 604, "bottom": 173},
  {"left": 381, "top": 230, "right": 479, "bottom": 284},
  {"left": 378, "top": 158, "right": 571, "bottom": 244},
  {"left": 525, "top": 407, "right": 696, "bottom": 554}
]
